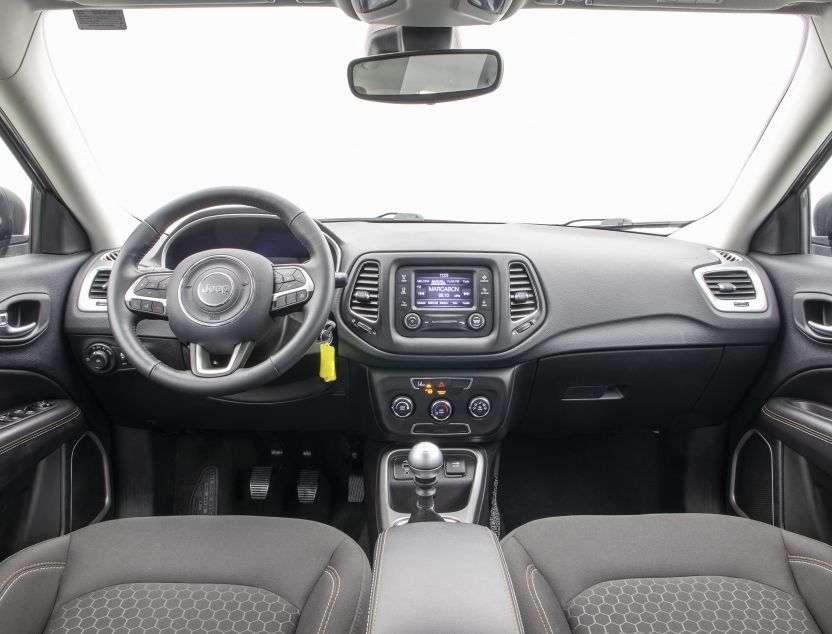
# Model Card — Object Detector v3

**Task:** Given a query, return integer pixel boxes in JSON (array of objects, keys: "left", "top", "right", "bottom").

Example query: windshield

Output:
[{"left": 43, "top": 8, "right": 805, "bottom": 225}]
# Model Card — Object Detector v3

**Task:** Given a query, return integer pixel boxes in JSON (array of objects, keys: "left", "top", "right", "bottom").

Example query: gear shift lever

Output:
[{"left": 407, "top": 442, "right": 445, "bottom": 523}]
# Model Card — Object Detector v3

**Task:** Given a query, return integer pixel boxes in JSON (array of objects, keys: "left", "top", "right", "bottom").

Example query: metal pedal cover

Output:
[
  {"left": 189, "top": 466, "right": 219, "bottom": 515},
  {"left": 249, "top": 466, "right": 272, "bottom": 501},
  {"left": 297, "top": 469, "right": 319, "bottom": 504},
  {"left": 348, "top": 473, "right": 365, "bottom": 503}
]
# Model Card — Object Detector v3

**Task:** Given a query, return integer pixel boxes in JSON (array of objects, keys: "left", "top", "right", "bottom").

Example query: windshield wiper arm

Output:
[
  {"left": 563, "top": 218, "right": 691, "bottom": 231},
  {"left": 376, "top": 212, "right": 424, "bottom": 221}
]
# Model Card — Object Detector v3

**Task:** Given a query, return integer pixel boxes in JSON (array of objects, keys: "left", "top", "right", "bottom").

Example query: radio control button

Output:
[
  {"left": 403, "top": 313, "right": 422, "bottom": 330},
  {"left": 467, "top": 312, "right": 486, "bottom": 330},
  {"left": 430, "top": 399, "right": 453, "bottom": 422},
  {"left": 391, "top": 396, "right": 415, "bottom": 419},
  {"left": 468, "top": 396, "right": 491, "bottom": 419}
]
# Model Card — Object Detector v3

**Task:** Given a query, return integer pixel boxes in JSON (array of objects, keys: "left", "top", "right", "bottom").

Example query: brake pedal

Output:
[
  {"left": 297, "top": 469, "right": 319, "bottom": 504},
  {"left": 249, "top": 466, "right": 272, "bottom": 501}
]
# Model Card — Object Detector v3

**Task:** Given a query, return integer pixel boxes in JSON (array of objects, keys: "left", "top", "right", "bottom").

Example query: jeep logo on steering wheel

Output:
[{"left": 196, "top": 271, "right": 236, "bottom": 307}]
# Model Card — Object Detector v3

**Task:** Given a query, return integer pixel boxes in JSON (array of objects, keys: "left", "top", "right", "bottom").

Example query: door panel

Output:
[
  {"left": 745, "top": 253, "right": 832, "bottom": 543},
  {"left": 0, "top": 252, "right": 109, "bottom": 559}
]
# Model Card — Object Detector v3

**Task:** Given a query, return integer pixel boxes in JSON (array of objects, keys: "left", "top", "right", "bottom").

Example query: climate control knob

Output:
[
  {"left": 468, "top": 396, "right": 491, "bottom": 419},
  {"left": 429, "top": 399, "right": 453, "bottom": 423},
  {"left": 391, "top": 395, "right": 415, "bottom": 419}
]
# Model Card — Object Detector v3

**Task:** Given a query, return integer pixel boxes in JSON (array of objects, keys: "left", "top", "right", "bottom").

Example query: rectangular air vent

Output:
[
  {"left": 703, "top": 270, "right": 757, "bottom": 300},
  {"left": 88, "top": 269, "right": 111, "bottom": 299},
  {"left": 350, "top": 261, "right": 380, "bottom": 321},
  {"left": 509, "top": 261, "right": 538, "bottom": 321}
]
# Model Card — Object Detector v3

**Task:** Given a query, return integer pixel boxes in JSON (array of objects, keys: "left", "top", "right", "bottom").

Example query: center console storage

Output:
[{"left": 368, "top": 522, "right": 523, "bottom": 634}]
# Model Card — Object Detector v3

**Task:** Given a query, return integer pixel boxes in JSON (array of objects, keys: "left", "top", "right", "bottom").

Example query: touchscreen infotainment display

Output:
[{"left": 414, "top": 271, "right": 474, "bottom": 308}]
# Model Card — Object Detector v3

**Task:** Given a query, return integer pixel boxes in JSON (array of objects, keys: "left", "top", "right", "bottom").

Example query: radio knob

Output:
[
  {"left": 403, "top": 312, "right": 422, "bottom": 330},
  {"left": 430, "top": 399, "right": 453, "bottom": 423},
  {"left": 467, "top": 312, "right": 486, "bottom": 330},
  {"left": 468, "top": 396, "right": 491, "bottom": 419},
  {"left": 391, "top": 396, "right": 415, "bottom": 419}
]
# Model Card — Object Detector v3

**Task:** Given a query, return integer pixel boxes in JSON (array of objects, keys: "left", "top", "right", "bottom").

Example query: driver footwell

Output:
[{"left": 112, "top": 427, "right": 369, "bottom": 555}]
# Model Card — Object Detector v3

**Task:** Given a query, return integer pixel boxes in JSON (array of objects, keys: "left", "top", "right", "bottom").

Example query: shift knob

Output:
[
  {"left": 407, "top": 442, "right": 445, "bottom": 523},
  {"left": 408, "top": 442, "right": 443, "bottom": 475}
]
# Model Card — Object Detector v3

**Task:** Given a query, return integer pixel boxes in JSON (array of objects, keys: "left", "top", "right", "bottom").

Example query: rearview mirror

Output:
[{"left": 348, "top": 50, "right": 502, "bottom": 104}]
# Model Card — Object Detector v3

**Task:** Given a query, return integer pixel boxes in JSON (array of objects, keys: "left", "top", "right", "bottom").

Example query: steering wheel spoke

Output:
[
  {"left": 271, "top": 265, "right": 315, "bottom": 312},
  {"left": 189, "top": 341, "right": 255, "bottom": 378},
  {"left": 124, "top": 270, "right": 173, "bottom": 318}
]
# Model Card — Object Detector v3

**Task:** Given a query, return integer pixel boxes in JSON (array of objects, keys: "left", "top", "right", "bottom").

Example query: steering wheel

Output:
[{"left": 107, "top": 187, "right": 335, "bottom": 396}]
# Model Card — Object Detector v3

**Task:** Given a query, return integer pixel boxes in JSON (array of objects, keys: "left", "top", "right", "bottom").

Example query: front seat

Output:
[
  {"left": 502, "top": 514, "right": 832, "bottom": 634},
  {"left": 0, "top": 516, "right": 370, "bottom": 634}
]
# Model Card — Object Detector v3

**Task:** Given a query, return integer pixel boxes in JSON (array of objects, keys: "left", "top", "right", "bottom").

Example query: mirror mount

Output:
[{"left": 366, "top": 26, "right": 459, "bottom": 56}]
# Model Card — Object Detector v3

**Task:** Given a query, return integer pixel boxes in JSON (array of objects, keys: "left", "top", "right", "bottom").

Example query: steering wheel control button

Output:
[
  {"left": 467, "top": 312, "right": 486, "bottom": 330},
  {"left": 429, "top": 399, "right": 453, "bottom": 422},
  {"left": 403, "top": 312, "right": 422, "bottom": 330},
  {"left": 391, "top": 395, "right": 415, "bottom": 418},
  {"left": 272, "top": 266, "right": 314, "bottom": 311},
  {"left": 468, "top": 396, "right": 491, "bottom": 418}
]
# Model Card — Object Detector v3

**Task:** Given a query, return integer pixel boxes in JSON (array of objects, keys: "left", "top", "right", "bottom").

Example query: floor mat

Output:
[{"left": 498, "top": 433, "right": 676, "bottom": 533}]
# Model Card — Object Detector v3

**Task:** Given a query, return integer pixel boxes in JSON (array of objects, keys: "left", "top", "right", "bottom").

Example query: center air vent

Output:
[
  {"left": 350, "top": 260, "right": 380, "bottom": 321},
  {"left": 88, "top": 269, "right": 111, "bottom": 299},
  {"left": 509, "top": 262, "right": 538, "bottom": 321},
  {"left": 702, "top": 270, "right": 757, "bottom": 300}
]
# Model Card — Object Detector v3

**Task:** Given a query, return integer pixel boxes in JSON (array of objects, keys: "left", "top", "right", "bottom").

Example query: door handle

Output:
[
  {"left": 807, "top": 320, "right": 832, "bottom": 337},
  {"left": 0, "top": 293, "right": 50, "bottom": 345},
  {"left": 0, "top": 311, "right": 36, "bottom": 337}
]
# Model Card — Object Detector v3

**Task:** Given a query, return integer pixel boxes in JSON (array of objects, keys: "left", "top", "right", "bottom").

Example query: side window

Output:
[
  {"left": 809, "top": 156, "right": 832, "bottom": 257},
  {"left": 0, "top": 137, "right": 32, "bottom": 258}
]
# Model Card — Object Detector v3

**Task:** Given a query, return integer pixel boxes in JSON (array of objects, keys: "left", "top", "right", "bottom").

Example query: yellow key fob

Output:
[{"left": 319, "top": 342, "right": 337, "bottom": 383}]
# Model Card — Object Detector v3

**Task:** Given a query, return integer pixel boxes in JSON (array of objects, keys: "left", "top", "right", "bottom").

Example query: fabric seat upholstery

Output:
[
  {"left": 0, "top": 515, "right": 371, "bottom": 634},
  {"left": 501, "top": 514, "right": 832, "bottom": 634}
]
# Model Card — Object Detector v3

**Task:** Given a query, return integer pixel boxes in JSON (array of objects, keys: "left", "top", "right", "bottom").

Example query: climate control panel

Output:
[{"left": 371, "top": 369, "right": 514, "bottom": 438}]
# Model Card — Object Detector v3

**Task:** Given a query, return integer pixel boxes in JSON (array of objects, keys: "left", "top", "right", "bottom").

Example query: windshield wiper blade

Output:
[{"left": 563, "top": 218, "right": 691, "bottom": 231}]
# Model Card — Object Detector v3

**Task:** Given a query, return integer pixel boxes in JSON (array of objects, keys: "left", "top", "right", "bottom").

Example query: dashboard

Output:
[{"left": 64, "top": 211, "right": 782, "bottom": 441}]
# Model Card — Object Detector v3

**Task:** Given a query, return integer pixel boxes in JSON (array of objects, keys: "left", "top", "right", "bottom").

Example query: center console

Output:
[
  {"left": 368, "top": 522, "right": 523, "bottom": 634},
  {"left": 370, "top": 440, "right": 521, "bottom": 634}
]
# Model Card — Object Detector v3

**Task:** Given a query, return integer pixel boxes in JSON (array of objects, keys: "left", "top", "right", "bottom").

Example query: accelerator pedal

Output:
[
  {"left": 348, "top": 473, "right": 365, "bottom": 503},
  {"left": 249, "top": 466, "right": 272, "bottom": 501}
]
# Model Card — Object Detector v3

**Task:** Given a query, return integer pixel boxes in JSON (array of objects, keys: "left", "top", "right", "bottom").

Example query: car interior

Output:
[{"left": 3, "top": 0, "right": 832, "bottom": 633}]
